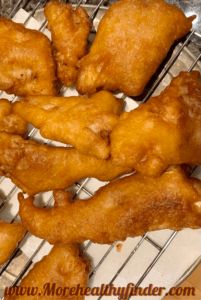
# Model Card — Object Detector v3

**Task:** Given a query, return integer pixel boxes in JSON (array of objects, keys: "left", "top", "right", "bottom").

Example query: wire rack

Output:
[{"left": 0, "top": 1, "right": 201, "bottom": 299}]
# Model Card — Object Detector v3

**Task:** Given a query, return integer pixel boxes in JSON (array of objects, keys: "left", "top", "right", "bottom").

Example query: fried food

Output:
[
  {"left": 76, "top": 0, "right": 194, "bottom": 96},
  {"left": 4, "top": 244, "right": 89, "bottom": 300},
  {"left": 0, "top": 132, "right": 130, "bottom": 195},
  {"left": 0, "top": 18, "right": 57, "bottom": 96},
  {"left": 45, "top": 0, "right": 91, "bottom": 87},
  {"left": 0, "top": 99, "right": 27, "bottom": 135},
  {"left": 13, "top": 91, "right": 123, "bottom": 159},
  {"left": 111, "top": 71, "right": 201, "bottom": 176},
  {"left": 19, "top": 167, "right": 201, "bottom": 244},
  {"left": 0, "top": 221, "right": 25, "bottom": 265}
]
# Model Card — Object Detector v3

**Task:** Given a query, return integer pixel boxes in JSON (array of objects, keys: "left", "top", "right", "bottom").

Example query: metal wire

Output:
[
  {"left": 0, "top": 0, "right": 201, "bottom": 296},
  {"left": 89, "top": 0, "right": 105, "bottom": 19},
  {"left": 174, "top": 255, "right": 201, "bottom": 286},
  {"left": 131, "top": 232, "right": 178, "bottom": 289},
  {"left": 8, "top": 0, "right": 28, "bottom": 18},
  {"left": 145, "top": 236, "right": 162, "bottom": 251},
  {"left": 142, "top": 30, "right": 196, "bottom": 103},
  {"left": 11, "top": 240, "right": 47, "bottom": 286},
  {"left": 188, "top": 53, "right": 201, "bottom": 71},
  {"left": 0, "top": 194, "right": 54, "bottom": 277},
  {"left": 97, "top": 234, "right": 148, "bottom": 300},
  {"left": 23, "top": 0, "right": 47, "bottom": 26},
  {"left": 89, "top": 243, "right": 117, "bottom": 279},
  {"left": 0, "top": 185, "right": 19, "bottom": 210}
]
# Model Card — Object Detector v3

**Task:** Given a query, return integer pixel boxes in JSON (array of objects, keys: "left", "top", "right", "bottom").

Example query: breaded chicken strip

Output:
[
  {"left": 76, "top": 0, "right": 194, "bottom": 96},
  {"left": 13, "top": 91, "right": 123, "bottom": 159},
  {"left": 0, "top": 99, "right": 27, "bottom": 135},
  {"left": 0, "top": 18, "right": 57, "bottom": 96},
  {"left": 111, "top": 71, "right": 201, "bottom": 176},
  {"left": 0, "top": 132, "right": 130, "bottom": 195},
  {"left": 45, "top": 0, "right": 91, "bottom": 87},
  {"left": 4, "top": 244, "right": 89, "bottom": 300},
  {"left": 0, "top": 221, "right": 25, "bottom": 265},
  {"left": 19, "top": 167, "right": 201, "bottom": 244}
]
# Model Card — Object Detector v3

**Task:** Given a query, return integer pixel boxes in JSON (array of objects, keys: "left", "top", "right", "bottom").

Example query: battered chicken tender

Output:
[
  {"left": 0, "top": 132, "right": 130, "bottom": 195},
  {"left": 45, "top": 0, "right": 91, "bottom": 86},
  {"left": 76, "top": 0, "right": 194, "bottom": 96},
  {"left": 111, "top": 71, "right": 201, "bottom": 176},
  {"left": 4, "top": 244, "right": 89, "bottom": 300},
  {"left": 0, "top": 221, "right": 25, "bottom": 265},
  {"left": 13, "top": 91, "right": 123, "bottom": 159},
  {"left": 0, "top": 18, "right": 57, "bottom": 96},
  {"left": 0, "top": 99, "right": 27, "bottom": 135},
  {"left": 19, "top": 167, "right": 201, "bottom": 244}
]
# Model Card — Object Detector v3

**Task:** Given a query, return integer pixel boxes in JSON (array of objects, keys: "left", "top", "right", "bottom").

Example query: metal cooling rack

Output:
[{"left": 0, "top": 1, "right": 201, "bottom": 299}]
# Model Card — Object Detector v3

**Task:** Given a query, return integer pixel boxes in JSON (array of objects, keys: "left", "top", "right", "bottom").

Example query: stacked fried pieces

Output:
[{"left": 0, "top": 0, "right": 200, "bottom": 299}]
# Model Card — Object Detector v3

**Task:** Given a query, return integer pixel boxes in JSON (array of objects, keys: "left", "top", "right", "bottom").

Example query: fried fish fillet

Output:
[
  {"left": 0, "top": 132, "right": 130, "bottom": 195},
  {"left": 13, "top": 91, "right": 123, "bottom": 159},
  {"left": 0, "top": 99, "right": 27, "bottom": 135},
  {"left": 76, "top": 0, "right": 194, "bottom": 96},
  {"left": 0, "top": 18, "right": 57, "bottom": 96},
  {"left": 0, "top": 221, "right": 25, "bottom": 265},
  {"left": 19, "top": 167, "right": 201, "bottom": 244},
  {"left": 45, "top": 0, "right": 91, "bottom": 87},
  {"left": 111, "top": 71, "right": 201, "bottom": 176},
  {"left": 4, "top": 244, "right": 89, "bottom": 300}
]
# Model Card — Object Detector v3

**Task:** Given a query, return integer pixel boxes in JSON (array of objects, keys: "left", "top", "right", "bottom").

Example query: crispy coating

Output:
[
  {"left": 0, "top": 18, "right": 57, "bottom": 96},
  {"left": 0, "top": 221, "right": 25, "bottom": 265},
  {"left": 76, "top": 0, "right": 194, "bottom": 96},
  {"left": 45, "top": 1, "right": 91, "bottom": 86},
  {"left": 19, "top": 167, "right": 201, "bottom": 244},
  {"left": 0, "top": 99, "right": 27, "bottom": 135},
  {"left": 111, "top": 71, "right": 201, "bottom": 176},
  {"left": 13, "top": 91, "right": 123, "bottom": 159},
  {"left": 0, "top": 132, "right": 130, "bottom": 195},
  {"left": 4, "top": 244, "right": 89, "bottom": 300}
]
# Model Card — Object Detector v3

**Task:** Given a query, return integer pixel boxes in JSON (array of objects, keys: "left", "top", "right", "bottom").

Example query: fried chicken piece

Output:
[
  {"left": 4, "top": 244, "right": 89, "bottom": 300},
  {"left": 0, "top": 99, "right": 27, "bottom": 135},
  {"left": 76, "top": 0, "right": 194, "bottom": 96},
  {"left": 0, "top": 18, "right": 57, "bottom": 96},
  {"left": 0, "top": 132, "right": 130, "bottom": 195},
  {"left": 13, "top": 91, "right": 123, "bottom": 159},
  {"left": 19, "top": 167, "right": 201, "bottom": 244},
  {"left": 111, "top": 71, "right": 201, "bottom": 176},
  {"left": 45, "top": 0, "right": 91, "bottom": 87},
  {"left": 0, "top": 221, "right": 25, "bottom": 265}
]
